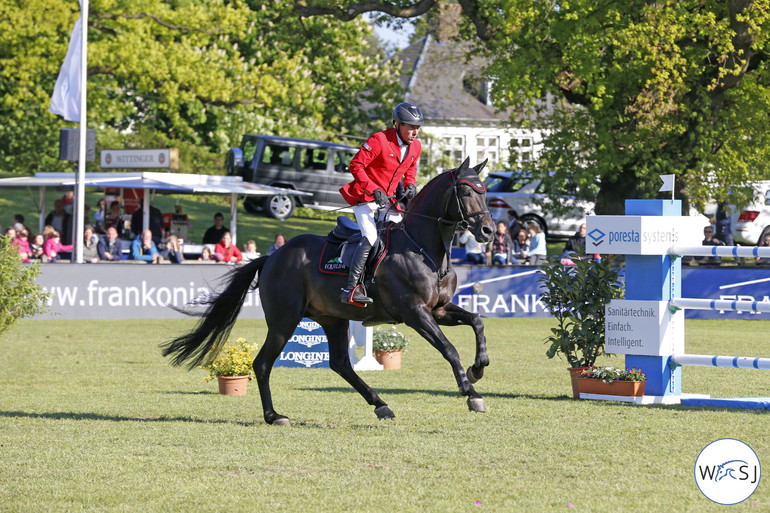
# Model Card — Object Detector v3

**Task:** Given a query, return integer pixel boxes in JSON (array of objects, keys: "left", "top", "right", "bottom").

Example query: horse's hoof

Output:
[
  {"left": 467, "top": 365, "right": 484, "bottom": 384},
  {"left": 467, "top": 397, "right": 487, "bottom": 413},
  {"left": 375, "top": 405, "right": 395, "bottom": 420},
  {"left": 270, "top": 416, "right": 291, "bottom": 427}
]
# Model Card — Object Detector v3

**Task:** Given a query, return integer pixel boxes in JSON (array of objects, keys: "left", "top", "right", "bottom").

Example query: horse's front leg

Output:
[
  {"left": 434, "top": 302, "right": 489, "bottom": 384},
  {"left": 403, "top": 305, "right": 486, "bottom": 413}
]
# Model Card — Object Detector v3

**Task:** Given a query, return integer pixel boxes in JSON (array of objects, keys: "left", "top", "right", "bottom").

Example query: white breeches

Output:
[{"left": 351, "top": 202, "right": 403, "bottom": 245}]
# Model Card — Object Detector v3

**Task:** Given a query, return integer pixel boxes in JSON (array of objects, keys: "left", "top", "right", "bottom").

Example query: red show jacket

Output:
[{"left": 339, "top": 127, "right": 421, "bottom": 205}]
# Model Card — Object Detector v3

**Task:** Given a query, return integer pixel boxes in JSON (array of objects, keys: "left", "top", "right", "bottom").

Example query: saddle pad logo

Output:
[{"left": 323, "top": 257, "right": 347, "bottom": 272}]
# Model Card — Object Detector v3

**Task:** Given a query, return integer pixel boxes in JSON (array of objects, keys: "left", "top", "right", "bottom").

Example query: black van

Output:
[{"left": 226, "top": 135, "right": 358, "bottom": 220}]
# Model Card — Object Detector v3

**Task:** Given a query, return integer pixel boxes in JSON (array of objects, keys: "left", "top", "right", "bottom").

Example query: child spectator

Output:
[
  {"left": 15, "top": 228, "right": 32, "bottom": 263},
  {"left": 526, "top": 222, "right": 548, "bottom": 265},
  {"left": 242, "top": 240, "right": 260, "bottom": 262},
  {"left": 214, "top": 232, "right": 243, "bottom": 263},
  {"left": 697, "top": 226, "right": 724, "bottom": 265},
  {"left": 29, "top": 233, "right": 45, "bottom": 260},
  {"left": 511, "top": 228, "right": 530, "bottom": 265},
  {"left": 43, "top": 229, "right": 73, "bottom": 262},
  {"left": 198, "top": 246, "right": 214, "bottom": 261}
]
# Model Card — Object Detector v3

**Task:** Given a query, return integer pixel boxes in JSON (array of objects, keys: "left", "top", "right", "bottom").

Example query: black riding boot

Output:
[{"left": 341, "top": 239, "right": 373, "bottom": 306}]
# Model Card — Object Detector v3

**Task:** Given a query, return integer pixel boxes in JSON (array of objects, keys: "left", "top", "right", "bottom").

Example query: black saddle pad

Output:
[{"left": 320, "top": 217, "right": 387, "bottom": 274}]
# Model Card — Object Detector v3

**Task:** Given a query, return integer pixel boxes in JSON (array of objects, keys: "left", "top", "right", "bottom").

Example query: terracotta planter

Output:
[
  {"left": 375, "top": 350, "right": 402, "bottom": 370},
  {"left": 576, "top": 377, "right": 645, "bottom": 397},
  {"left": 568, "top": 367, "right": 589, "bottom": 399},
  {"left": 217, "top": 375, "right": 250, "bottom": 396}
]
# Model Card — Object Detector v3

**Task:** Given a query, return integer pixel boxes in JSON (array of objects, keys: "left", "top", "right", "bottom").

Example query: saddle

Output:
[{"left": 319, "top": 216, "right": 387, "bottom": 275}]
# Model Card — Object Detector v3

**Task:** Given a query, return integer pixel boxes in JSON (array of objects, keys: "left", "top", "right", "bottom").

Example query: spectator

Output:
[
  {"left": 214, "top": 232, "right": 243, "bottom": 263},
  {"left": 486, "top": 221, "right": 514, "bottom": 265},
  {"left": 202, "top": 212, "right": 229, "bottom": 245},
  {"left": 511, "top": 228, "right": 530, "bottom": 265},
  {"left": 82, "top": 225, "right": 100, "bottom": 263},
  {"left": 506, "top": 210, "right": 524, "bottom": 239},
  {"left": 93, "top": 199, "right": 107, "bottom": 234},
  {"left": 459, "top": 228, "right": 485, "bottom": 264},
  {"left": 131, "top": 229, "right": 159, "bottom": 263},
  {"left": 242, "top": 240, "right": 260, "bottom": 262},
  {"left": 560, "top": 223, "right": 589, "bottom": 265},
  {"left": 198, "top": 246, "right": 214, "bottom": 261},
  {"left": 715, "top": 202, "right": 734, "bottom": 247},
  {"left": 266, "top": 233, "right": 286, "bottom": 256},
  {"left": 104, "top": 201, "right": 123, "bottom": 233},
  {"left": 757, "top": 234, "right": 770, "bottom": 265},
  {"left": 697, "top": 225, "right": 724, "bottom": 265},
  {"left": 15, "top": 228, "right": 31, "bottom": 262},
  {"left": 97, "top": 226, "right": 124, "bottom": 261},
  {"left": 12, "top": 214, "right": 28, "bottom": 234},
  {"left": 130, "top": 205, "right": 164, "bottom": 244},
  {"left": 45, "top": 199, "right": 72, "bottom": 245},
  {"left": 29, "top": 233, "right": 45, "bottom": 260},
  {"left": 526, "top": 222, "right": 548, "bottom": 265},
  {"left": 61, "top": 190, "right": 74, "bottom": 214},
  {"left": 43, "top": 229, "right": 73, "bottom": 262},
  {"left": 160, "top": 235, "right": 184, "bottom": 264}
]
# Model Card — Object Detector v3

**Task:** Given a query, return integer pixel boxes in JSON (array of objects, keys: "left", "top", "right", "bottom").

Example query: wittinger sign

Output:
[{"left": 101, "top": 148, "right": 178, "bottom": 169}]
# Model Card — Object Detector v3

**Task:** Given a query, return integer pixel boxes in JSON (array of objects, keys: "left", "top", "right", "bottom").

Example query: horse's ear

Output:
[
  {"left": 460, "top": 157, "right": 471, "bottom": 170},
  {"left": 473, "top": 159, "right": 489, "bottom": 175}
]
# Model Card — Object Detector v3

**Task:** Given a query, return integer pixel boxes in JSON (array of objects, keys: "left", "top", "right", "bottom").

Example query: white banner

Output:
[{"left": 49, "top": 2, "right": 84, "bottom": 121}]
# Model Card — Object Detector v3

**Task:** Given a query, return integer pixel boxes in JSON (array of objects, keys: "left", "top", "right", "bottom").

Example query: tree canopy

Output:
[
  {"left": 0, "top": 0, "right": 400, "bottom": 176},
  {"left": 299, "top": 0, "right": 770, "bottom": 213}
]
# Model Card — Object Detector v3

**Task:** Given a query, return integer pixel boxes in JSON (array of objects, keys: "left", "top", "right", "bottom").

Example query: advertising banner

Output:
[{"left": 274, "top": 318, "right": 330, "bottom": 369}]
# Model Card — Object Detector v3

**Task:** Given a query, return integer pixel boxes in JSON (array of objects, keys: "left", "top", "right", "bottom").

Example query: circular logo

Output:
[
  {"left": 105, "top": 152, "right": 112, "bottom": 164},
  {"left": 158, "top": 152, "right": 165, "bottom": 164},
  {"left": 695, "top": 438, "right": 761, "bottom": 505}
]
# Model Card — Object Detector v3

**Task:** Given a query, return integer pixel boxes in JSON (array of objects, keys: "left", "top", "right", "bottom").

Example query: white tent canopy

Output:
[{"left": 0, "top": 172, "right": 310, "bottom": 256}]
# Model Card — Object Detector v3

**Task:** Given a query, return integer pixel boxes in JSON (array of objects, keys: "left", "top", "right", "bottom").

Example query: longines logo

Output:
[{"left": 695, "top": 439, "right": 761, "bottom": 505}]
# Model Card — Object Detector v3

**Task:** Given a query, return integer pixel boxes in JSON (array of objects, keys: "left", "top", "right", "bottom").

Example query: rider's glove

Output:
[
  {"left": 404, "top": 183, "right": 417, "bottom": 200},
  {"left": 372, "top": 189, "right": 389, "bottom": 207}
]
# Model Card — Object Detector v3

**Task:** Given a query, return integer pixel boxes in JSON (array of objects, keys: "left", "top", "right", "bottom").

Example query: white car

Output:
[
  {"left": 733, "top": 181, "right": 770, "bottom": 245},
  {"left": 483, "top": 171, "right": 596, "bottom": 238}
]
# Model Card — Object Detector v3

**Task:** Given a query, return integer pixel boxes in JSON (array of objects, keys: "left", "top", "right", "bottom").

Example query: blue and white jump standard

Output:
[{"left": 586, "top": 199, "right": 770, "bottom": 410}]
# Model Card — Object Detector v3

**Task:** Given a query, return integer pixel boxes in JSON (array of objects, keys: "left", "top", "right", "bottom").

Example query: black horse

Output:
[{"left": 161, "top": 158, "right": 495, "bottom": 426}]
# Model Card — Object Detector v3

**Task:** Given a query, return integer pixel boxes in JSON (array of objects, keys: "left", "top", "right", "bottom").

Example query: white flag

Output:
[
  {"left": 659, "top": 174, "right": 675, "bottom": 192},
  {"left": 49, "top": 10, "right": 83, "bottom": 121}
]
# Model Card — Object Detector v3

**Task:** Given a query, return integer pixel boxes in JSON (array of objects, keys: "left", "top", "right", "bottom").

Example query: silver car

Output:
[{"left": 484, "top": 171, "right": 595, "bottom": 238}]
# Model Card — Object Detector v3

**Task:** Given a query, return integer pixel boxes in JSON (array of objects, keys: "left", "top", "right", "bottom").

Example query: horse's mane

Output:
[{"left": 406, "top": 170, "right": 454, "bottom": 214}]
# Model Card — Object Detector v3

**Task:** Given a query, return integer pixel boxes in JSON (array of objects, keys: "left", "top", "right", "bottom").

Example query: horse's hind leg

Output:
[
  {"left": 435, "top": 303, "right": 489, "bottom": 384},
  {"left": 254, "top": 321, "right": 299, "bottom": 426},
  {"left": 321, "top": 319, "right": 394, "bottom": 420}
]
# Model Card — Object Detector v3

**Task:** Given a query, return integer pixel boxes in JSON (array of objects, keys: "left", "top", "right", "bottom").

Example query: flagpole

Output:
[{"left": 74, "top": 0, "right": 88, "bottom": 264}]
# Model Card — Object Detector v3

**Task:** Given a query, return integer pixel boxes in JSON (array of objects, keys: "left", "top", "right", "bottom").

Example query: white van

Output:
[{"left": 732, "top": 181, "right": 770, "bottom": 245}]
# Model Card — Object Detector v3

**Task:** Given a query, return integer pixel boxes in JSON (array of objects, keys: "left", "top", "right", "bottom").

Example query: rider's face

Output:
[{"left": 397, "top": 123, "right": 420, "bottom": 143}]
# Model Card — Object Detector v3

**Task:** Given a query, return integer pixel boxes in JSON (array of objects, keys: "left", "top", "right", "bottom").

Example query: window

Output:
[
  {"left": 443, "top": 135, "right": 465, "bottom": 163},
  {"left": 477, "top": 135, "right": 500, "bottom": 165},
  {"left": 262, "top": 144, "right": 294, "bottom": 167},
  {"left": 242, "top": 138, "right": 259, "bottom": 162},
  {"left": 302, "top": 148, "right": 328, "bottom": 170},
  {"left": 334, "top": 150, "right": 354, "bottom": 173}
]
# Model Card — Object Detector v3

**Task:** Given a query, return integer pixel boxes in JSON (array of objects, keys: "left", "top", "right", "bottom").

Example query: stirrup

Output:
[{"left": 340, "top": 286, "right": 373, "bottom": 307}]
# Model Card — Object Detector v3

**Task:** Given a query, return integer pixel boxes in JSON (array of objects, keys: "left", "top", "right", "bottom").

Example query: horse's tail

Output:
[{"left": 160, "top": 255, "right": 269, "bottom": 370}]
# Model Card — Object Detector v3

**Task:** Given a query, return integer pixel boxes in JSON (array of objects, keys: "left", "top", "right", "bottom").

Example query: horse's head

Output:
[{"left": 447, "top": 158, "right": 495, "bottom": 243}]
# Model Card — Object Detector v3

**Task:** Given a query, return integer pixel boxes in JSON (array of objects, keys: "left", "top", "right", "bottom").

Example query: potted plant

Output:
[
  {"left": 201, "top": 338, "right": 258, "bottom": 395},
  {"left": 576, "top": 366, "right": 647, "bottom": 397},
  {"left": 538, "top": 256, "right": 624, "bottom": 398},
  {"left": 372, "top": 326, "right": 409, "bottom": 370}
]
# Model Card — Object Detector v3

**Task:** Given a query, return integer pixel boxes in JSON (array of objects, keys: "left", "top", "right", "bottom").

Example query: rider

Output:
[{"left": 338, "top": 102, "right": 424, "bottom": 306}]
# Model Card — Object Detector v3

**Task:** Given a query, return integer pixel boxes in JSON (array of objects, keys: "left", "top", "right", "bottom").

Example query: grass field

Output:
[{"left": 1, "top": 317, "right": 767, "bottom": 512}]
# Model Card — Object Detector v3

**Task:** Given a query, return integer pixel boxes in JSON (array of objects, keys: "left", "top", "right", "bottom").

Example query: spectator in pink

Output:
[
  {"left": 43, "top": 229, "right": 73, "bottom": 262},
  {"left": 15, "top": 228, "right": 32, "bottom": 262},
  {"left": 214, "top": 232, "right": 243, "bottom": 263}
]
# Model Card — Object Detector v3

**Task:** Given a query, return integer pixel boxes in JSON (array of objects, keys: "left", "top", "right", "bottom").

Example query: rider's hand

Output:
[
  {"left": 404, "top": 183, "right": 417, "bottom": 200},
  {"left": 372, "top": 189, "right": 389, "bottom": 207}
]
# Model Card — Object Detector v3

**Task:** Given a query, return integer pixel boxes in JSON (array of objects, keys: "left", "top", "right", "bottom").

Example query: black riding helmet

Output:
[{"left": 392, "top": 102, "right": 424, "bottom": 127}]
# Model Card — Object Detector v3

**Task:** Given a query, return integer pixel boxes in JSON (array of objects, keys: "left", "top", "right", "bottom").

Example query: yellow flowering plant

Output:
[
  {"left": 201, "top": 338, "right": 258, "bottom": 382},
  {"left": 372, "top": 326, "right": 409, "bottom": 353}
]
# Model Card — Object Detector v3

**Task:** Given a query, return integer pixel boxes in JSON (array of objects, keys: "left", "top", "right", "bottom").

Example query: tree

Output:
[
  {"left": 296, "top": 0, "right": 770, "bottom": 213},
  {"left": 0, "top": 237, "right": 51, "bottom": 337},
  {"left": 0, "top": 0, "right": 401, "bottom": 175}
]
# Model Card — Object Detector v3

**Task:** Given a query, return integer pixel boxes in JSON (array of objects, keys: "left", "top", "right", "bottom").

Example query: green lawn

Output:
[{"left": 1, "top": 317, "right": 767, "bottom": 512}]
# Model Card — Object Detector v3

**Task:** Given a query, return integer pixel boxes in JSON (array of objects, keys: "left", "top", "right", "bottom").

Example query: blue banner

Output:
[
  {"left": 452, "top": 266, "right": 770, "bottom": 320},
  {"left": 275, "top": 318, "right": 330, "bottom": 368}
]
